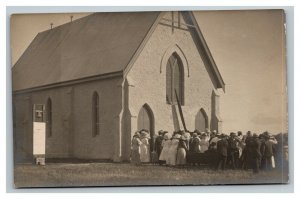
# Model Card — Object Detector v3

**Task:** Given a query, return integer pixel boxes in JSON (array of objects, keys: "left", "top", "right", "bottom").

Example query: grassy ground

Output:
[{"left": 14, "top": 163, "right": 289, "bottom": 188}]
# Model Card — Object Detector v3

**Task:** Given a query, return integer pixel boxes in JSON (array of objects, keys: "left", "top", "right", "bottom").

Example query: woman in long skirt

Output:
[
  {"left": 168, "top": 134, "right": 180, "bottom": 166},
  {"left": 140, "top": 131, "right": 150, "bottom": 163},
  {"left": 131, "top": 132, "right": 142, "bottom": 165},
  {"left": 159, "top": 133, "right": 172, "bottom": 164},
  {"left": 177, "top": 135, "right": 188, "bottom": 166},
  {"left": 199, "top": 133, "right": 209, "bottom": 153}
]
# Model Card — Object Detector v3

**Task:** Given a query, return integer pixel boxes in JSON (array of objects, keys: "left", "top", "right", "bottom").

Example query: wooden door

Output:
[
  {"left": 195, "top": 109, "right": 208, "bottom": 132},
  {"left": 137, "top": 104, "right": 154, "bottom": 151}
]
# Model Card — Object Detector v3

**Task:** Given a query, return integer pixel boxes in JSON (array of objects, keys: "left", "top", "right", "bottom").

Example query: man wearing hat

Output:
[
  {"left": 248, "top": 133, "right": 262, "bottom": 173},
  {"left": 155, "top": 130, "right": 164, "bottom": 162},
  {"left": 210, "top": 131, "right": 220, "bottom": 150},
  {"left": 261, "top": 133, "right": 276, "bottom": 170},
  {"left": 216, "top": 134, "right": 228, "bottom": 170},
  {"left": 227, "top": 132, "right": 239, "bottom": 169}
]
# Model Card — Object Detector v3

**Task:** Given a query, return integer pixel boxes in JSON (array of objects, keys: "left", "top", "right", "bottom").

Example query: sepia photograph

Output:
[{"left": 11, "top": 9, "right": 289, "bottom": 188}]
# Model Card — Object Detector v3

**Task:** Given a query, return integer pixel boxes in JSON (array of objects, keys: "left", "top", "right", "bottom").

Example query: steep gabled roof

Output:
[
  {"left": 188, "top": 12, "right": 225, "bottom": 92},
  {"left": 12, "top": 11, "right": 225, "bottom": 92},
  {"left": 12, "top": 12, "right": 160, "bottom": 91}
]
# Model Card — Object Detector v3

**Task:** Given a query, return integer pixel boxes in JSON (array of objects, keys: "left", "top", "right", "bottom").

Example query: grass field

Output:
[{"left": 14, "top": 163, "right": 289, "bottom": 188}]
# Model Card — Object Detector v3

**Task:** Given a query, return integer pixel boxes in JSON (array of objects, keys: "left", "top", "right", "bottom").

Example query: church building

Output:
[{"left": 12, "top": 11, "right": 225, "bottom": 163}]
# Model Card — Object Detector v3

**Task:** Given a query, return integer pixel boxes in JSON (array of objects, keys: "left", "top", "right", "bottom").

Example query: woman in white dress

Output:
[
  {"left": 199, "top": 133, "right": 209, "bottom": 153},
  {"left": 159, "top": 133, "right": 172, "bottom": 164},
  {"left": 168, "top": 134, "right": 180, "bottom": 166},
  {"left": 140, "top": 131, "right": 150, "bottom": 163},
  {"left": 176, "top": 135, "right": 188, "bottom": 166}
]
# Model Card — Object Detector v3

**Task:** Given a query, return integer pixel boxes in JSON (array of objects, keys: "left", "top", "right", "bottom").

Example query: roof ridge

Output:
[{"left": 38, "top": 13, "right": 94, "bottom": 35}]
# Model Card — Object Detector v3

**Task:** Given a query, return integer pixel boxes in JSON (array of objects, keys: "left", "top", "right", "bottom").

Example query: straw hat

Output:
[
  {"left": 164, "top": 133, "right": 172, "bottom": 140},
  {"left": 183, "top": 132, "right": 191, "bottom": 139},
  {"left": 174, "top": 134, "right": 181, "bottom": 139},
  {"left": 140, "top": 131, "right": 150, "bottom": 139},
  {"left": 180, "top": 135, "right": 187, "bottom": 140}
]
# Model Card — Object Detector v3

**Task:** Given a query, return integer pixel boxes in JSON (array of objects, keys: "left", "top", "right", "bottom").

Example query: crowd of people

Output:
[{"left": 131, "top": 129, "right": 289, "bottom": 173}]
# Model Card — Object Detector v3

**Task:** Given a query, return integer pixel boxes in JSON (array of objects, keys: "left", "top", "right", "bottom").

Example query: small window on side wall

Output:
[
  {"left": 46, "top": 98, "right": 52, "bottom": 137},
  {"left": 92, "top": 92, "right": 100, "bottom": 137}
]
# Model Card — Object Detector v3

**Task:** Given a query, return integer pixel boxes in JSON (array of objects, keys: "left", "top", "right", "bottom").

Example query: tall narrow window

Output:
[
  {"left": 166, "top": 53, "right": 184, "bottom": 105},
  {"left": 92, "top": 92, "right": 100, "bottom": 136},
  {"left": 46, "top": 98, "right": 52, "bottom": 137}
]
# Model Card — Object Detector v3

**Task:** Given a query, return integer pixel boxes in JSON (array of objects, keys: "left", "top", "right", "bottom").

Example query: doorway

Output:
[{"left": 137, "top": 104, "right": 155, "bottom": 151}]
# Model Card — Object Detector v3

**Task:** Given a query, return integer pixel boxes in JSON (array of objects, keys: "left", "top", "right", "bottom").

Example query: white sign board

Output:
[{"left": 33, "top": 122, "right": 46, "bottom": 155}]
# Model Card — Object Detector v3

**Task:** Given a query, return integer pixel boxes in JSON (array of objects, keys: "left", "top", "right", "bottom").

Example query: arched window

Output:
[
  {"left": 92, "top": 92, "right": 100, "bottom": 136},
  {"left": 166, "top": 53, "right": 184, "bottom": 105},
  {"left": 46, "top": 98, "right": 52, "bottom": 137}
]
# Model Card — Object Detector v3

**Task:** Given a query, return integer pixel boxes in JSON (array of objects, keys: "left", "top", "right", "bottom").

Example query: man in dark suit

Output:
[
  {"left": 261, "top": 135, "right": 276, "bottom": 170},
  {"left": 227, "top": 132, "right": 239, "bottom": 169},
  {"left": 155, "top": 130, "right": 165, "bottom": 165},
  {"left": 248, "top": 133, "right": 262, "bottom": 173},
  {"left": 217, "top": 134, "right": 228, "bottom": 170}
]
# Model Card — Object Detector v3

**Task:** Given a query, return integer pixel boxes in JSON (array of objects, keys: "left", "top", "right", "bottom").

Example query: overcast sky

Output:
[{"left": 10, "top": 10, "right": 287, "bottom": 134}]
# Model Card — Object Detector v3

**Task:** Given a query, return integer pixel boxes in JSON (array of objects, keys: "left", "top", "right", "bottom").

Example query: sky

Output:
[{"left": 10, "top": 10, "right": 288, "bottom": 134}]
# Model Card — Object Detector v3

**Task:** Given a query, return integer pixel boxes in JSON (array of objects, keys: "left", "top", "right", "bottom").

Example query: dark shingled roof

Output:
[
  {"left": 12, "top": 11, "right": 225, "bottom": 92},
  {"left": 12, "top": 12, "right": 160, "bottom": 91}
]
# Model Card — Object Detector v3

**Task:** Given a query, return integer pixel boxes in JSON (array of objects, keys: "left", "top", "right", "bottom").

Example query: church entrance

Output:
[
  {"left": 195, "top": 108, "right": 209, "bottom": 132},
  {"left": 137, "top": 104, "right": 155, "bottom": 151}
]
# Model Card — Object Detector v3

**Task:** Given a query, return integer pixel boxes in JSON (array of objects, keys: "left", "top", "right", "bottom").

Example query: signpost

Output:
[{"left": 33, "top": 104, "right": 46, "bottom": 165}]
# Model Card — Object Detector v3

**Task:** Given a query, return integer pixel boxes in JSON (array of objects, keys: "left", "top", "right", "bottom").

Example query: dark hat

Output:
[
  {"left": 263, "top": 131, "right": 270, "bottom": 137},
  {"left": 230, "top": 132, "right": 236, "bottom": 137}
]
